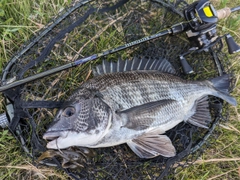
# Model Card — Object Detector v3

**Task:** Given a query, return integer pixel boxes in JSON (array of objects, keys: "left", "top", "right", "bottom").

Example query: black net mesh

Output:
[{"left": 0, "top": 0, "right": 235, "bottom": 179}]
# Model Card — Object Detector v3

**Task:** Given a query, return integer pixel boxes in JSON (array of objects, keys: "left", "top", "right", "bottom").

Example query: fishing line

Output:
[{"left": 56, "top": 138, "right": 63, "bottom": 154}]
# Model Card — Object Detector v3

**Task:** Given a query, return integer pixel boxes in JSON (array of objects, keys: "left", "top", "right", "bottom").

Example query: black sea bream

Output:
[{"left": 43, "top": 57, "right": 237, "bottom": 158}]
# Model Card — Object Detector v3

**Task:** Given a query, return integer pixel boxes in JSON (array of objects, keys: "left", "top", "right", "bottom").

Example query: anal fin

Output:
[
  {"left": 127, "top": 133, "right": 176, "bottom": 158},
  {"left": 187, "top": 96, "right": 211, "bottom": 128}
]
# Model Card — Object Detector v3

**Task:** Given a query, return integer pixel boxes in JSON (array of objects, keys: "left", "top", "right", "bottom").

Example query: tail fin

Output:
[{"left": 208, "top": 74, "right": 237, "bottom": 106}]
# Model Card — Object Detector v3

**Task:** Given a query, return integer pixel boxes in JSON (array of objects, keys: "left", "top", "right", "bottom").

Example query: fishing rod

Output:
[
  {"left": 0, "top": 24, "right": 184, "bottom": 92},
  {"left": 0, "top": 0, "right": 240, "bottom": 92}
]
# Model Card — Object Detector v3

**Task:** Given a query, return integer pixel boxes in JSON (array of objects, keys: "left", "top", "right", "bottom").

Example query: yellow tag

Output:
[{"left": 203, "top": 6, "right": 213, "bottom": 17}]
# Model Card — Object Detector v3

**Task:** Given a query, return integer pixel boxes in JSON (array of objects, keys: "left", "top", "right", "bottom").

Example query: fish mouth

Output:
[
  {"left": 43, "top": 131, "right": 76, "bottom": 149},
  {"left": 43, "top": 131, "right": 68, "bottom": 149}
]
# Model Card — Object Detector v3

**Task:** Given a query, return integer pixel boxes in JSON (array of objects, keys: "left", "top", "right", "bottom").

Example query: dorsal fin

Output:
[{"left": 93, "top": 56, "right": 176, "bottom": 76}]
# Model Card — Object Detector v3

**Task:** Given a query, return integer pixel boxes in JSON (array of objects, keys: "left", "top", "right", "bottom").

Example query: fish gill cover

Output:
[{"left": 0, "top": 0, "right": 236, "bottom": 179}]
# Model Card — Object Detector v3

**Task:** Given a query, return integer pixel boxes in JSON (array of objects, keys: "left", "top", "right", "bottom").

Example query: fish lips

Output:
[
  {"left": 43, "top": 131, "right": 68, "bottom": 148},
  {"left": 43, "top": 131, "right": 63, "bottom": 141}
]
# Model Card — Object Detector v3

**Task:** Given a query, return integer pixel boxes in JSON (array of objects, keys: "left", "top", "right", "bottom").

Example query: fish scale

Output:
[{"left": 82, "top": 71, "right": 204, "bottom": 111}]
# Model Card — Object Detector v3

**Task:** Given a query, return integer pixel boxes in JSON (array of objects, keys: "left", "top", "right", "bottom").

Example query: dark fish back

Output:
[
  {"left": 82, "top": 71, "right": 202, "bottom": 111},
  {"left": 70, "top": 57, "right": 205, "bottom": 111}
]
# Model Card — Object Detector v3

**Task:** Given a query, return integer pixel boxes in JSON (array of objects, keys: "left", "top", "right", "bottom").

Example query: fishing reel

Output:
[{"left": 179, "top": 0, "right": 240, "bottom": 74}]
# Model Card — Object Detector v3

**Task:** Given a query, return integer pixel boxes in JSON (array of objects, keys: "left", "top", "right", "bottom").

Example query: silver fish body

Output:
[{"left": 43, "top": 58, "right": 236, "bottom": 158}]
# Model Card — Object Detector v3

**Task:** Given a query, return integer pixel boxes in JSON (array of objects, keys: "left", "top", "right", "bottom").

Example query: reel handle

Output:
[{"left": 179, "top": 56, "right": 194, "bottom": 74}]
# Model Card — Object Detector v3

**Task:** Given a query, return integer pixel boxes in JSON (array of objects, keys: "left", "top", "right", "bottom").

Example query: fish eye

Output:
[{"left": 62, "top": 107, "right": 75, "bottom": 117}]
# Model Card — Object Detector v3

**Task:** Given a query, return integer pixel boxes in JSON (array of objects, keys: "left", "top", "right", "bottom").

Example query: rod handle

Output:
[{"left": 217, "top": 7, "right": 231, "bottom": 19}]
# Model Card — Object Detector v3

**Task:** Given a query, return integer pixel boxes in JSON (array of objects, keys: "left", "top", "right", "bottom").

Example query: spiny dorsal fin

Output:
[{"left": 92, "top": 56, "right": 176, "bottom": 76}]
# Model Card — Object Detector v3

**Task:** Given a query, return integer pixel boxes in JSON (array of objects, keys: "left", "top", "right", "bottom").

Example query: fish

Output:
[{"left": 43, "top": 56, "right": 237, "bottom": 159}]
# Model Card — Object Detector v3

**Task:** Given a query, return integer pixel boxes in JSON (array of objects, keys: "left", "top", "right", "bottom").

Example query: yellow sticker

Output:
[{"left": 203, "top": 6, "right": 213, "bottom": 17}]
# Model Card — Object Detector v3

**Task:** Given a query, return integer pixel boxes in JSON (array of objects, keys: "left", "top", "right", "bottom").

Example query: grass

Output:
[{"left": 0, "top": 0, "right": 240, "bottom": 179}]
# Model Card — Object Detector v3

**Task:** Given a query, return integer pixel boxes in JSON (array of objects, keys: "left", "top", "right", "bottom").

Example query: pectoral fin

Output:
[
  {"left": 127, "top": 133, "right": 176, "bottom": 158},
  {"left": 118, "top": 99, "right": 176, "bottom": 130}
]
